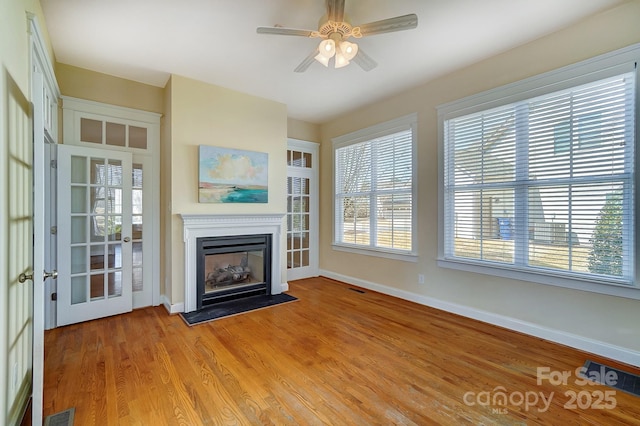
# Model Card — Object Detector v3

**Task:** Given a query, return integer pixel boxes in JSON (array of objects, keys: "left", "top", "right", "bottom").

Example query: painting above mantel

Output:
[{"left": 198, "top": 145, "right": 268, "bottom": 203}]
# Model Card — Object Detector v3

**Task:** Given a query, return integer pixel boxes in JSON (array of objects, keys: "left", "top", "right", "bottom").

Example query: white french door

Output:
[
  {"left": 286, "top": 140, "right": 319, "bottom": 281},
  {"left": 57, "top": 145, "right": 133, "bottom": 325}
]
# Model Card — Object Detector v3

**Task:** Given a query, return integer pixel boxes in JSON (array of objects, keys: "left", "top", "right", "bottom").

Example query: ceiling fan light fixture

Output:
[
  {"left": 334, "top": 51, "right": 350, "bottom": 68},
  {"left": 314, "top": 52, "right": 330, "bottom": 67},
  {"left": 339, "top": 41, "right": 358, "bottom": 60},
  {"left": 318, "top": 39, "right": 336, "bottom": 58}
]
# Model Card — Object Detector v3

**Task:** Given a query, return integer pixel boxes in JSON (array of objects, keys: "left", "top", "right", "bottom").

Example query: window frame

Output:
[
  {"left": 332, "top": 113, "right": 418, "bottom": 262},
  {"left": 437, "top": 44, "right": 640, "bottom": 299}
]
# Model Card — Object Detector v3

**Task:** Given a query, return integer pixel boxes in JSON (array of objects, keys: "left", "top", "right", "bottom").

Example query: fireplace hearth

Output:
[{"left": 196, "top": 234, "right": 272, "bottom": 309}]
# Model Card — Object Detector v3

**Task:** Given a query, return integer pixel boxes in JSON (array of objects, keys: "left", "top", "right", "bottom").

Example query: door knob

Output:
[
  {"left": 44, "top": 270, "right": 58, "bottom": 280},
  {"left": 123, "top": 237, "right": 131, "bottom": 242},
  {"left": 19, "top": 270, "right": 58, "bottom": 283},
  {"left": 19, "top": 272, "right": 33, "bottom": 283}
]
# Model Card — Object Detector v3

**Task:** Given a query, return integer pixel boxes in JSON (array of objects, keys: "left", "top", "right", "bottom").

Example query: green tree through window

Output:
[{"left": 588, "top": 191, "right": 623, "bottom": 276}]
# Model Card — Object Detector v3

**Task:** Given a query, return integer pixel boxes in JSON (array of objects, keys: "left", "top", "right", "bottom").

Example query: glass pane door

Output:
[
  {"left": 286, "top": 143, "right": 319, "bottom": 281},
  {"left": 287, "top": 176, "right": 311, "bottom": 269},
  {"left": 58, "top": 145, "right": 133, "bottom": 326}
]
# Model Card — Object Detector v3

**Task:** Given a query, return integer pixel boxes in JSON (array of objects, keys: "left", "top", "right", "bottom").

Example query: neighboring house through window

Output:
[
  {"left": 333, "top": 113, "right": 417, "bottom": 261},
  {"left": 438, "top": 45, "right": 639, "bottom": 298}
]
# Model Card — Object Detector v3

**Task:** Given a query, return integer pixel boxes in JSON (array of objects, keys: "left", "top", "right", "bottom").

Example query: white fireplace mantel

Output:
[{"left": 181, "top": 213, "right": 286, "bottom": 313}]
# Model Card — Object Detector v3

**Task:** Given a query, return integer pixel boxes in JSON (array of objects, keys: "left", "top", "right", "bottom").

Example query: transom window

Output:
[
  {"left": 333, "top": 114, "right": 417, "bottom": 260},
  {"left": 439, "top": 47, "right": 639, "bottom": 297}
]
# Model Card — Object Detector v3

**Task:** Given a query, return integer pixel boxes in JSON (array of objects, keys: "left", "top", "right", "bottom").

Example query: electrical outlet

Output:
[{"left": 418, "top": 274, "right": 425, "bottom": 285}]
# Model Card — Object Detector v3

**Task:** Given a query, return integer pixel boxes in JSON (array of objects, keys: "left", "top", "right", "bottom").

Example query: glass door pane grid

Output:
[
  {"left": 132, "top": 163, "right": 143, "bottom": 292},
  {"left": 70, "top": 155, "right": 90, "bottom": 304},
  {"left": 69, "top": 155, "right": 125, "bottom": 303},
  {"left": 287, "top": 175, "right": 311, "bottom": 269},
  {"left": 287, "top": 150, "right": 312, "bottom": 168},
  {"left": 81, "top": 117, "right": 149, "bottom": 150}
]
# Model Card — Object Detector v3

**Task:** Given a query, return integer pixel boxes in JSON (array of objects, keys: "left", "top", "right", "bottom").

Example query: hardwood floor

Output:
[{"left": 43, "top": 277, "right": 640, "bottom": 425}]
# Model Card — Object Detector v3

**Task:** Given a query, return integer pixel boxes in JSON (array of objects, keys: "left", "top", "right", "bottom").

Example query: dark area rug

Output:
[{"left": 180, "top": 293, "right": 298, "bottom": 326}]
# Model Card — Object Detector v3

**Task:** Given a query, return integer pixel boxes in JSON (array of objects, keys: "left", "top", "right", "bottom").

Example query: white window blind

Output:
[
  {"left": 443, "top": 72, "right": 635, "bottom": 285},
  {"left": 334, "top": 117, "right": 415, "bottom": 256}
]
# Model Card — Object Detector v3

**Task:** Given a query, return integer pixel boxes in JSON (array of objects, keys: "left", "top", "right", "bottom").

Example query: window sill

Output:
[
  {"left": 437, "top": 257, "right": 640, "bottom": 300},
  {"left": 332, "top": 244, "right": 418, "bottom": 263}
]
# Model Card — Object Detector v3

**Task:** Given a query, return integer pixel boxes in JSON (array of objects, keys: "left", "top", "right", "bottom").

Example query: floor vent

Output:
[
  {"left": 348, "top": 287, "right": 366, "bottom": 294},
  {"left": 44, "top": 407, "right": 75, "bottom": 426},
  {"left": 580, "top": 360, "right": 640, "bottom": 397}
]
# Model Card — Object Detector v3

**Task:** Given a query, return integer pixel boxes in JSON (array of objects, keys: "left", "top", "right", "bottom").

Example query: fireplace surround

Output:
[{"left": 181, "top": 214, "right": 285, "bottom": 313}]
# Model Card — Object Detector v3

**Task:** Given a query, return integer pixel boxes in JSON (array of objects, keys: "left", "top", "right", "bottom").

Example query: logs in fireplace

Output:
[
  {"left": 196, "top": 234, "right": 272, "bottom": 309},
  {"left": 206, "top": 262, "right": 251, "bottom": 287}
]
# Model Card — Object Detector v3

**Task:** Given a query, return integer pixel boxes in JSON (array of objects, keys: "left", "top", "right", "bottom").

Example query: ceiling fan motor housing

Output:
[{"left": 317, "top": 15, "right": 361, "bottom": 40}]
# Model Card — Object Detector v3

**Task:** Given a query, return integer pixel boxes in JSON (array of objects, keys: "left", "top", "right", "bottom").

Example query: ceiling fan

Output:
[{"left": 257, "top": 0, "right": 418, "bottom": 72}]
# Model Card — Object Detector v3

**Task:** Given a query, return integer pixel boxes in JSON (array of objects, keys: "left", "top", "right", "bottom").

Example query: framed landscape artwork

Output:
[{"left": 198, "top": 145, "right": 268, "bottom": 203}]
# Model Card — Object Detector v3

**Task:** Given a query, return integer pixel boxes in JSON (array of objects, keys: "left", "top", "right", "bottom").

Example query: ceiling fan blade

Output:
[
  {"left": 357, "top": 14, "right": 418, "bottom": 37},
  {"left": 257, "top": 27, "right": 316, "bottom": 37},
  {"left": 294, "top": 48, "right": 320, "bottom": 73},
  {"left": 352, "top": 48, "right": 377, "bottom": 72},
  {"left": 326, "top": 0, "right": 345, "bottom": 22}
]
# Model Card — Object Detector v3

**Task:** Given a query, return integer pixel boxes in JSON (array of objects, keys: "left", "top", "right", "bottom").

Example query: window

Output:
[
  {"left": 333, "top": 114, "right": 417, "bottom": 260},
  {"left": 439, "top": 47, "right": 639, "bottom": 297}
]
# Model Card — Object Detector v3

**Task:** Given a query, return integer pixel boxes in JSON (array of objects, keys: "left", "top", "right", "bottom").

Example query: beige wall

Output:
[
  {"left": 165, "top": 75, "right": 288, "bottom": 305},
  {"left": 56, "top": 63, "right": 164, "bottom": 114},
  {"left": 1, "top": 0, "right": 53, "bottom": 423},
  {"left": 319, "top": 1, "right": 640, "bottom": 361},
  {"left": 287, "top": 117, "right": 321, "bottom": 143}
]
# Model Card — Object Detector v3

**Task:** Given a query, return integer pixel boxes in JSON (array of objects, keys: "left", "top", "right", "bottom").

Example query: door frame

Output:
[
  {"left": 29, "top": 14, "right": 60, "bottom": 426},
  {"left": 61, "top": 97, "right": 161, "bottom": 310},
  {"left": 286, "top": 139, "right": 319, "bottom": 280}
]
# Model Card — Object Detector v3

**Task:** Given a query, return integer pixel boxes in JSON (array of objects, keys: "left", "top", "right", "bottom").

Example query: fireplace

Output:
[
  {"left": 196, "top": 234, "right": 272, "bottom": 309},
  {"left": 181, "top": 214, "right": 286, "bottom": 313}
]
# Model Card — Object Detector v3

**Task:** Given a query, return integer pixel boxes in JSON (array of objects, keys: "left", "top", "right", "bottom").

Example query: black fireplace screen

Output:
[{"left": 196, "top": 234, "right": 271, "bottom": 308}]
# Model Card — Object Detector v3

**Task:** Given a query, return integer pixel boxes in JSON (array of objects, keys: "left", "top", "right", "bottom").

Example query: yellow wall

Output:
[
  {"left": 56, "top": 63, "right": 164, "bottom": 114},
  {"left": 287, "top": 117, "right": 321, "bottom": 143},
  {"left": 319, "top": 1, "right": 640, "bottom": 360},
  {"left": 166, "top": 75, "right": 288, "bottom": 305},
  {"left": 0, "top": 0, "right": 53, "bottom": 423}
]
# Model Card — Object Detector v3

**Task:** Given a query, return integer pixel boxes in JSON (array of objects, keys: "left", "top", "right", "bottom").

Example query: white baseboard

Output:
[
  {"left": 319, "top": 269, "right": 640, "bottom": 368},
  {"left": 280, "top": 281, "right": 289, "bottom": 292},
  {"left": 162, "top": 295, "right": 184, "bottom": 314}
]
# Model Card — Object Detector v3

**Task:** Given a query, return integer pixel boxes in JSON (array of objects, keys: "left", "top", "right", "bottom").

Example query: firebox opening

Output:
[{"left": 196, "top": 234, "right": 272, "bottom": 309}]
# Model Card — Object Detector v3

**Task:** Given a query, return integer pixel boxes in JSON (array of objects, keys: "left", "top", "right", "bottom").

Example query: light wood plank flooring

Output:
[{"left": 44, "top": 277, "right": 640, "bottom": 425}]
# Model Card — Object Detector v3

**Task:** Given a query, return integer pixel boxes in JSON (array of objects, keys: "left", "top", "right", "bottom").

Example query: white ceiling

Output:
[{"left": 41, "top": 0, "right": 625, "bottom": 123}]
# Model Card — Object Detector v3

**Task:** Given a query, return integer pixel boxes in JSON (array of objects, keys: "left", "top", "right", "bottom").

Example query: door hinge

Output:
[
  {"left": 51, "top": 292, "right": 57, "bottom": 301},
  {"left": 50, "top": 226, "right": 57, "bottom": 235},
  {"left": 50, "top": 159, "right": 57, "bottom": 168}
]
